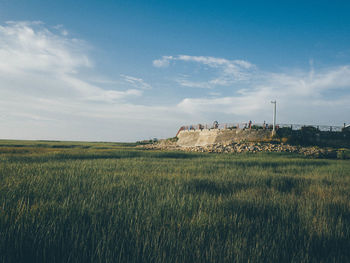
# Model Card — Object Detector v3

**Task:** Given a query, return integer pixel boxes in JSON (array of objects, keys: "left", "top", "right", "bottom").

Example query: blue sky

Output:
[{"left": 0, "top": 0, "right": 350, "bottom": 141}]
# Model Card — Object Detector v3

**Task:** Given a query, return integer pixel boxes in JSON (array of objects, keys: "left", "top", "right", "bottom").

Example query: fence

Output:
[
  {"left": 278, "top": 124, "right": 344, "bottom": 132},
  {"left": 179, "top": 122, "right": 345, "bottom": 133}
]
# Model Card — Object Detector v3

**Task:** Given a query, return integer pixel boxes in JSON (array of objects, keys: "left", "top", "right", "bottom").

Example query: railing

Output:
[
  {"left": 178, "top": 122, "right": 345, "bottom": 133},
  {"left": 278, "top": 124, "right": 344, "bottom": 132}
]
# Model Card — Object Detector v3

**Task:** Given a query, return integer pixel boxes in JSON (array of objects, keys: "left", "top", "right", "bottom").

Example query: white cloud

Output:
[
  {"left": 0, "top": 21, "right": 143, "bottom": 103},
  {"left": 0, "top": 21, "right": 91, "bottom": 75},
  {"left": 176, "top": 65, "right": 350, "bottom": 125},
  {"left": 0, "top": 21, "right": 175, "bottom": 141},
  {"left": 153, "top": 55, "right": 255, "bottom": 88},
  {"left": 0, "top": 21, "right": 349, "bottom": 141},
  {"left": 208, "top": 92, "right": 222, "bottom": 96},
  {"left": 120, "top": 74, "right": 152, "bottom": 89},
  {"left": 53, "top": 24, "right": 68, "bottom": 36},
  {"left": 152, "top": 54, "right": 350, "bottom": 125},
  {"left": 177, "top": 55, "right": 253, "bottom": 70},
  {"left": 152, "top": 55, "right": 173, "bottom": 67},
  {"left": 176, "top": 79, "right": 212, "bottom": 89}
]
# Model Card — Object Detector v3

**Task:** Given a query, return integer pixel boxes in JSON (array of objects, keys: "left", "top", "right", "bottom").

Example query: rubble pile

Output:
[{"left": 139, "top": 141, "right": 337, "bottom": 158}]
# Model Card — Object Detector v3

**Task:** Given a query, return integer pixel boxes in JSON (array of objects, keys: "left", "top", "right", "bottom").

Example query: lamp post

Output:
[{"left": 271, "top": 100, "right": 276, "bottom": 135}]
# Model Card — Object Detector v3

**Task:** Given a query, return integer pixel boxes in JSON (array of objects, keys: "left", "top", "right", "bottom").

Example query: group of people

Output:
[
  {"left": 181, "top": 120, "right": 274, "bottom": 132},
  {"left": 212, "top": 120, "right": 271, "bottom": 130}
]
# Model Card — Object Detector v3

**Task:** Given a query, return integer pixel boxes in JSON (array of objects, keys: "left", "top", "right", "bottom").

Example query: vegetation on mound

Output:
[
  {"left": 337, "top": 148, "right": 350, "bottom": 159},
  {"left": 0, "top": 140, "right": 350, "bottom": 262},
  {"left": 276, "top": 126, "right": 350, "bottom": 148}
]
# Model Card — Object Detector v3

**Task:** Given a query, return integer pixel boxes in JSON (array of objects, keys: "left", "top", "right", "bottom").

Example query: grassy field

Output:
[{"left": 0, "top": 140, "right": 349, "bottom": 263}]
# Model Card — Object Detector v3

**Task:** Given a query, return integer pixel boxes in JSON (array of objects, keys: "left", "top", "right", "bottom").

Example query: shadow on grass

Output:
[
  {"left": 230, "top": 160, "right": 329, "bottom": 168},
  {"left": 264, "top": 176, "right": 311, "bottom": 193},
  {"left": 315, "top": 203, "right": 350, "bottom": 260},
  {"left": 5, "top": 152, "right": 141, "bottom": 163},
  {"left": 0, "top": 144, "right": 28, "bottom": 148},
  {"left": 186, "top": 176, "right": 312, "bottom": 196},
  {"left": 227, "top": 201, "right": 348, "bottom": 262},
  {"left": 5, "top": 150, "right": 203, "bottom": 163},
  {"left": 50, "top": 145, "right": 91, "bottom": 149},
  {"left": 147, "top": 151, "right": 203, "bottom": 159},
  {"left": 308, "top": 236, "right": 350, "bottom": 262},
  {"left": 185, "top": 178, "right": 250, "bottom": 195},
  {"left": 0, "top": 148, "right": 30, "bottom": 154},
  {"left": 0, "top": 144, "right": 91, "bottom": 149},
  {"left": 56, "top": 151, "right": 203, "bottom": 161}
]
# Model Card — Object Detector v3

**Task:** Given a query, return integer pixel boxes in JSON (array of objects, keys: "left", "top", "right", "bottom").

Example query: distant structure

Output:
[
  {"left": 176, "top": 121, "right": 348, "bottom": 147},
  {"left": 176, "top": 126, "right": 272, "bottom": 147},
  {"left": 271, "top": 100, "right": 277, "bottom": 135},
  {"left": 343, "top": 123, "right": 350, "bottom": 132},
  {"left": 175, "top": 101, "right": 347, "bottom": 147}
]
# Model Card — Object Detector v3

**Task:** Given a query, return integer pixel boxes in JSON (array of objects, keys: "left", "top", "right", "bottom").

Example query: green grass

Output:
[{"left": 0, "top": 140, "right": 350, "bottom": 262}]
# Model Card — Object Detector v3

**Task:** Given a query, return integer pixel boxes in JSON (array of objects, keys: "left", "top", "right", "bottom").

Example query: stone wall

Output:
[{"left": 177, "top": 129, "right": 272, "bottom": 147}]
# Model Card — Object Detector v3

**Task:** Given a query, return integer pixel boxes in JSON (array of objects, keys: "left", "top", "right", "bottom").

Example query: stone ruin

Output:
[{"left": 176, "top": 128, "right": 272, "bottom": 147}]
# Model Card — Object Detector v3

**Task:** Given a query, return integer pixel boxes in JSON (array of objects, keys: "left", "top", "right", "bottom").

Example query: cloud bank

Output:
[
  {"left": 0, "top": 21, "right": 147, "bottom": 102},
  {"left": 153, "top": 55, "right": 350, "bottom": 125},
  {"left": 0, "top": 21, "right": 170, "bottom": 141},
  {"left": 0, "top": 21, "right": 349, "bottom": 141}
]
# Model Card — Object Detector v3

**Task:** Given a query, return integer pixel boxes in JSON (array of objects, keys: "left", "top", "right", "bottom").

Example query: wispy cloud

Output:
[
  {"left": 0, "top": 21, "right": 170, "bottom": 141},
  {"left": 53, "top": 24, "right": 68, "bottom": 36},
  {"left": 176, "top": 64, "right": 350, "bottom": 124},
  {"left": 153, "top": 55, "right": 255, "bottom": 88},
  {"left": 1, "top": 21, "right": 349, "bottom": 141},
  {"left": 0, "top": 21, "right": 91, "bottom": 75},
  {"left": 153, "top": 54, "right": 350, "bottom": 123},
  {"left": 176, "top": 79, "right": 212, "bottom": 89},
  {"left": 120, "top": 74, "right": 152, "bottom": 90},
  {"left": 0, "top": 21, "right": 143, "bottom": 103},
  {"left": 152, "top": 55, "right": 173, "bottom": 67}
]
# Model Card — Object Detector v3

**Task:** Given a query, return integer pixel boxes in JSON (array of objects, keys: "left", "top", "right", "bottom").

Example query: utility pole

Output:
[{"left": 271, "top": 100, "right": 277, "bottom": 135}]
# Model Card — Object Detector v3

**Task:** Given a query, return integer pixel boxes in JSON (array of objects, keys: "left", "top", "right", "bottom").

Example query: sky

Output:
[{"left": 0, "top": 0, "right": 350, "bottom": 141}]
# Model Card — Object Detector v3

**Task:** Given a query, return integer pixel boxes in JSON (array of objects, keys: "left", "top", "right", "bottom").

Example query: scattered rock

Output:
[{"left": 137, "top": 140, "right": 338, "bottom": 158}]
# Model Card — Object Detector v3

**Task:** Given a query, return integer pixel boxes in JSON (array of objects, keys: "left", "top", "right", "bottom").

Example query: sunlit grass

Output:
[{"left": 0, "top": 140, "right": 349, "bottom": 262}]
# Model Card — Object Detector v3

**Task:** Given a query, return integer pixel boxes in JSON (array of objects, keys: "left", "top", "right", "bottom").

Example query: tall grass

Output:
[{"left": 0, "top": 141, "right": 349, "bottom": 262}]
